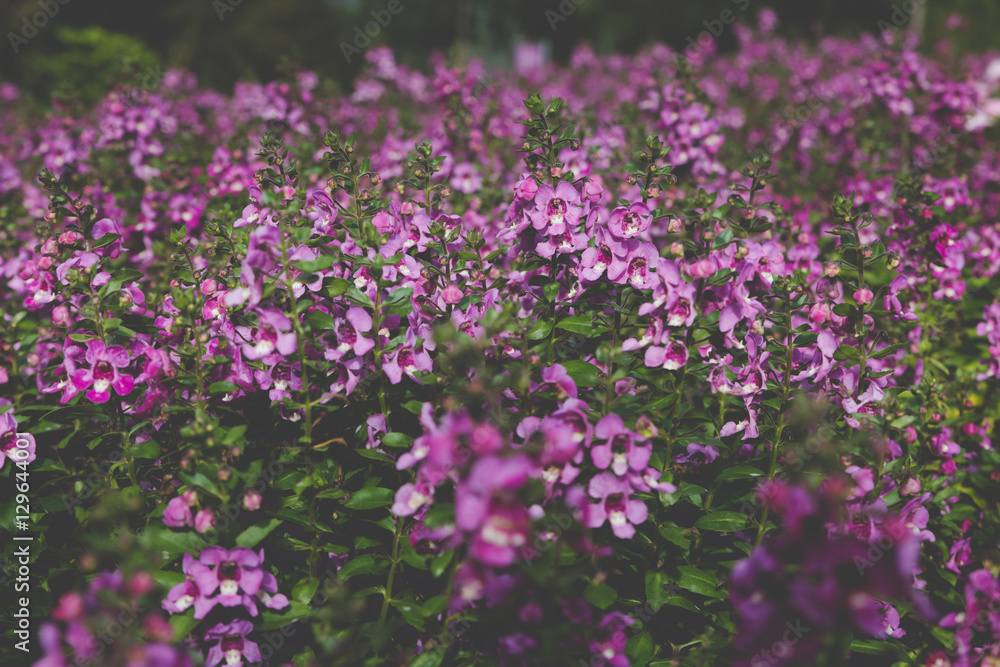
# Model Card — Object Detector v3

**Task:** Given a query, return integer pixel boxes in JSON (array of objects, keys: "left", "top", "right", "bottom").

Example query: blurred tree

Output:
[{"left": 0, "top": 0, "right": 997, "bottom": 102}]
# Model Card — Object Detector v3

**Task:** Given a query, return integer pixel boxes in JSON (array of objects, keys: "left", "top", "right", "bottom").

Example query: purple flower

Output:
[
  {"left": 607, "top": 202, "right": 651, "bottom": 239},
  {"left": 585, "top": 472, "right": 648, "bottom": 538},
  {"left": 530, "top": 181, "right": 582, "bottom": 235},
  {"left": 195, "top": 547, "right": 267, "bottom": 615},
  {"left": 0, "top": 406, "right": 35, "bottom": 469},
  {"left": 325, "top": 307, "right": 375, "bottom": 362},
  {"left": 673, "top": 442, "right": 720, "bottom": 468},
  {"left": 204, "top": 619, "right": 261, "bottom": 667},
  {"left": 162, "top": 553, "right": 217, "bottom": 619},
  {"left": 590, "top": 414, "right": 651, "bottom": 476},
  {"left": 242, "top": 309, "right": 297, "bottom": 360},
  {"left": 162, "top": 495, "right": 194, "bottom": 528},
  {"left": 608, "top": 240, "right": 658, "bottom": 289},
  {"left": 456, "top": 455, "right": 535, "bottom": 566},
  {"left": 70, "top": 340, "right": 134, "bottom": 403}
]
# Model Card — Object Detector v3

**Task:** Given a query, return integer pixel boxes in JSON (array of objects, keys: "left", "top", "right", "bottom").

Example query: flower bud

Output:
[
  {"left": 129, "top": 571, "right": 154, "bottom": 597},
  {"left": 194, "top": 509, "right": 215, "bottom": 533},
  {"left": 243, "top": 490, "right": 262, "bottom": 511},
  {"left": 442, "top": 284, "right": 464, "bottom": 304},
  {"left": 853, "top": 285, "right": 874, "bottom": 305},
  {"left": 825, "top": 261, "right": 841, "bottom": 277}
]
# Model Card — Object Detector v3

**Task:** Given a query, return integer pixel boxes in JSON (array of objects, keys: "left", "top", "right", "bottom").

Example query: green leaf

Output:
[
  {"left": 292, "top": 577, "right": 320, "bottom": 605},
  {"left": 130, "top": 440, "right": 161, "bottom": 459},
  {"left": 527, "top": 318, "right": 553, "bottom": 340},
  {"left": 556, "top": 314, "right": 594, "bottom": 335},
  {"left": 147, "top": 529, "right": 208, "bottom": 559},
  {"left": 833, "top": 345, "right": 860, "bottom": 361},
  {"left": 322, "top": 277, "right": 351, "bottom": 298},
  {"left": 583, "top": 582, "right": 617, "bottom": 610},
  {"left": 430, "top": 550, "right": 454, "bottom": 578},
  {"left": 256, "top": 601, "right": 312, "bottom": 631},
  {"left": 208, "top": 381, "right": 240, "bottom": 395},
  {"left": 560, "top": 360, "right": 602, "bottom": 387},
  {"left": 410, "top": 650, "right": 445, "bottom": 667},
  {"left": 92, "top": 233, "right": 122, "bottom": 249},
  {"left": 380, "top": 432, "right": 414, "bottom": 448},
  {"left": 306, "top": 310, "right": 336, "bottom": 330},
  {"left": 339, "top": 553, "right": 388, "bottom": 579},
  {"left": 870, "top": 342, "right": 905, "bottom": 359},
  {"left": 695, "top": 511, "right": 747, "bottom": 532},
  {"left": 645, "top": 571, "right": 672, "bottom": 612},
  {"left": 677, "top": 566, "right": 724, "bottom": 598},
  {"left": 657, "top": 523, "right": 690, "bottom": 548},
  {"left": 293, "top": 256, "right": 335, "bottom": 272},
  {"left": 424, "top": 503, "right": 454, "bottom": 529},
  {"left": 169, "top": 613, "right": 201, "bottom": 642},
  {"left": 235, "top": 517, "right": 283, "bottom": 548},
  {"left": 715, "top": 466, "right": 764, "bottom": 482},
  {"left": 626, "top": 632, "right": 655, "bottom": 665},
  {"left": 341, "top": 487, "right": 395, "bottom": 510}
]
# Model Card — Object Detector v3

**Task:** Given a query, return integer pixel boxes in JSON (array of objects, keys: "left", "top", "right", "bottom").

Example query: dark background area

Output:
[{"left": 1, "top": 0, "right": 999, "bottom": 101}]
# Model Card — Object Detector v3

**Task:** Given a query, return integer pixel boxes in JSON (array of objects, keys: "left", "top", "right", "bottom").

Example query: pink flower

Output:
[
  {"left": 854, "top": 286, "right": 874, "bottom": 305},
  {"left": 242, "top": 490, "right": 262, "bottom": 511},
  {"left": 456, "top": 455, "right": 535, "bottom": 566},
  {"left": 514, "top": 175, "right": 539, "bottom": 201},
  {"left": 590, "top": 414, "right": 651, "bottom": 476},
  {"left": 585, "top": 472, "right": 648, "bottom": 538},
  {"left": 70, "top": 340, "right": 134, "bottom": 404},
  {"left": 607, "top": 203, "right": 651, "bottom": 239},
  {"left": 372, "top": 210, "right": 399, "bottom": 235},
  {"left": 205, "top": 619, "right": 261, "bottom": 667},
  {"left": 325, "top": 307, "right": 375, "bottom": 362},
  {"left": 607, "top": 240, "right": 658, "bottom": 289},
  {"left": 162, "top": 553, "right": 217, "bottom": 619},
  {"left": 194, "top": 509, "right": 215, "bottom": 533},
  {"left": 441, "top": 284, "right": 464, "bottom": 304},
  {"left": 242, "top": 309, "right": 297, "bottom": 360},
  {"left": 0, "top": 406, "right": 35, "bottom": 470},
  {"left": 530, "top": 181, "right": 582, "bottom": 235},
  {"left": 163, "top": 496, "right": 194, "bottom": 528}
]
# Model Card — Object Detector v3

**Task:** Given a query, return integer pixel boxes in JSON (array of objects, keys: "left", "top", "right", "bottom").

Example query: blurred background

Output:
[{"left": 0, "top": 0, "right": 998, "bottom": 101}]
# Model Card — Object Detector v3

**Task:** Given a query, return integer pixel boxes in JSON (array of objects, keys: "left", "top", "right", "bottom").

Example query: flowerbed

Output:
[{"left": 2, "top": 13, "right": 1000, "bottom": 667}]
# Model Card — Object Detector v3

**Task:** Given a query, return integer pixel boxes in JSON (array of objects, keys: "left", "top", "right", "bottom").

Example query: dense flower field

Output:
[{"left": 2, "top": 12, "right": 1000, "bottom": 667}]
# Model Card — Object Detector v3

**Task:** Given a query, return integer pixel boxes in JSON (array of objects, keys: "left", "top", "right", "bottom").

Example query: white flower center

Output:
[
  {"left": 407, "top": 490, "right": 429, "bottom": 509},
  {"left": 220, "top": 580, "right": 239, "bottom": 596}
]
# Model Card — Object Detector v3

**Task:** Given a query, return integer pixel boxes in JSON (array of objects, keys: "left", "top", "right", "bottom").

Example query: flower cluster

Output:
[{"left": 2, "top": 12, "right": 1000, "bottom": 665}]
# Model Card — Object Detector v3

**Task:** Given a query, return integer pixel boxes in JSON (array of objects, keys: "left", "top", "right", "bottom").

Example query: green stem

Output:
[{"left": 378, "top": 518, "right": 405, "bottom": 627}]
